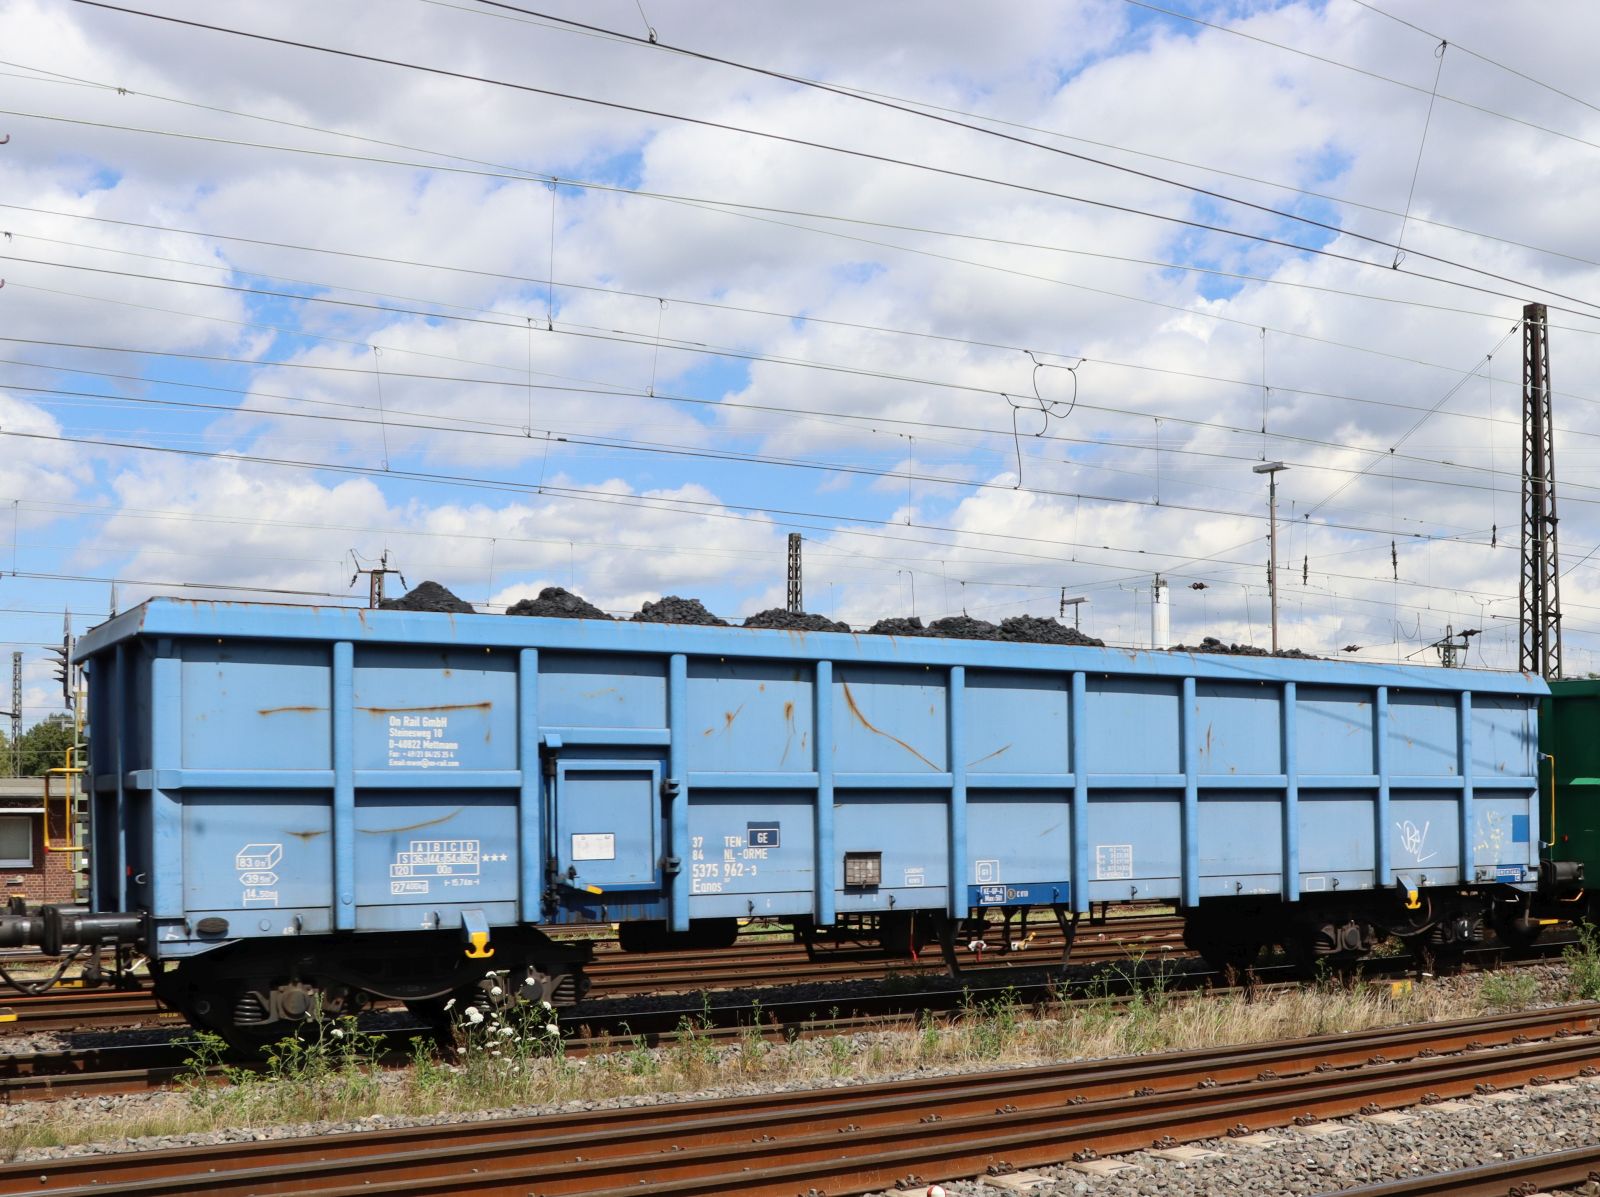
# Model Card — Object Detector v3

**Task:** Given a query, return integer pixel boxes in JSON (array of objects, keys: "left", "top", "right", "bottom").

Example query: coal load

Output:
[
  {"left": 505, "top": 586, "right": 613, "bottom": 620},
  {"left": 867, "top": 616, "right": 933, "bottom": 637},
  {"left": 999, "top": 614, "right": 1105, "bottom": 647},
  {"left": 926, "top": 615, "right": 1002, "bottom": 640},
  {"left": 1174, "top": 635, "right": 1318, "bottom": 660},
  {"left": 632, "top": 596, "right": 728, "bottom": 626},
  {"left": 742, "top": 608, "right": 849, "bottom": 632},
  {"left": 379, "top": 580, "right": 475, "bottom": 614}
]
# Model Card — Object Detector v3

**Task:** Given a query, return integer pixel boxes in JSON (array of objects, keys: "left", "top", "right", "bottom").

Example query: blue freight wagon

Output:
[{"left": 0, "top": 598, "right": 1550, "bottom": 1043}]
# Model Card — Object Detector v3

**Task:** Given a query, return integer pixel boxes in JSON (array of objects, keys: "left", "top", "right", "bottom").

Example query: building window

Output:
[{"left": 0, "top": 816, "right": 32, "bottom": 868}]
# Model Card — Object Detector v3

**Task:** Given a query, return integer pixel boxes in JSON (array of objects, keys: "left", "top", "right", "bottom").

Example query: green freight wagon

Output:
[{"left": 1541, "top": 680, "right": 1600, "bottom": 900}]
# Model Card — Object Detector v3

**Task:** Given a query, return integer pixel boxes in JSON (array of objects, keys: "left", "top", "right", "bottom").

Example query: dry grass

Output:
[{"left": 0, "top": 964, "right": 1555, "bottom": 1160}]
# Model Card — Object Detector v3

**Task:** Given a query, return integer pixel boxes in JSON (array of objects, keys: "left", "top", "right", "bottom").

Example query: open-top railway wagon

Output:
[{"left": 0, "top": 598, "right": 1557, "bottom": 1045}]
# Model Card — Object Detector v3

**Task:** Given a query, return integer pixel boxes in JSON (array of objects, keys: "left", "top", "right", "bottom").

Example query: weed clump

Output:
[{"left": 1564, "top": 925, "right": 1600, "bottom": 1001}]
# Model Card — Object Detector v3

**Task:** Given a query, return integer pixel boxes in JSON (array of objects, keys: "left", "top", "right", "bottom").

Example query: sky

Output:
[{"left": 5, "top": 0, "right": 1600, "bottom": 726}]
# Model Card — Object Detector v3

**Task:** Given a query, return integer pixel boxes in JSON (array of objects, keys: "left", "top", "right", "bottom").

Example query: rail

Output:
[{"left": 4, "top": 1005, "right": 1597, "bottom": 1195}]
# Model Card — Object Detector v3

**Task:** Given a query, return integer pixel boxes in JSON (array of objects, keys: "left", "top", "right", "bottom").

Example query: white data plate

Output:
[{"left": 571, "top": 833, "right": 616, "bottom": 861}]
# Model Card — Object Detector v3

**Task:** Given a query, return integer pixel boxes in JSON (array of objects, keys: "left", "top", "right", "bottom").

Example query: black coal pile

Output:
[
  {"left": 867, "top": 616, "right": 933, "bottom": 637},
  {"left": 999, "top": 614, "right": 1105, "bottom": 647},
  {"left": 379, "top": 580, "right": 475, "bottom": 614},
  {"left": 506, "top": 587, "right": 613, "bottom": 620},
  {"left": 926, "top": 615, "right": 1002, "bottom": 640},
  {"left": 632, "top": 596, "right": 728, "bottom": 626},
  {"left": 742, "top": 608, "right": 850, "bottom": 633},
  {"left": 1174, "top": 636, "right": 1318, "bottom": 660}
]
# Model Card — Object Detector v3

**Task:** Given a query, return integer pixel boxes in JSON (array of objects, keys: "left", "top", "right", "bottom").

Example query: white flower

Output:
[
  {"left": 544, "top": 1023, "right": 559, "bottom": 1036},
  {"left": 443, "top": 998, "right": 456, "bottom": 1011},
  {"left": 490, "top": 1049, "right": 502, "bottom": 1058},
  {"left": 489, "top": 985, "right": 503, "bottom": 997},
  {"left": 465, "top": 1006, "right": 484, "bottom": 1025},
  {"left": 539, "top": 1000, "right": 552, "bottom": 1011},
  {"left": 330, "top": 1027, "right": 344, "bottom": 1039}
]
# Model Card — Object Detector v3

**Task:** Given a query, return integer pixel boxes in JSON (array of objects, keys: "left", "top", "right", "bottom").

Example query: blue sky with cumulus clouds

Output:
[{"left": 5, "top": 0, "right": 1600, "bottom": 724}]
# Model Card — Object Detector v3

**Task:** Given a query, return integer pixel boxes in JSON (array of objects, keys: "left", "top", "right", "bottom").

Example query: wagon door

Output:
[{"left": 551, "top": 759, "right": 663, "bottom": 893}]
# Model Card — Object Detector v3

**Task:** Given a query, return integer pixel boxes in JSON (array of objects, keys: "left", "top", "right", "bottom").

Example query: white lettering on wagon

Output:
[
  {"left": 235, "top": 843, "right": 282, "bottom": 907},
  {"left": 388, "top": 838, "right": 482, "bottom": 895},
  {"left": 1095, "top": 844, "right": 1133, "bottom": 881},
  {"left": 387, "top": 714, "right": 461, "bottom": 768},
  {"left": 690, "top": 831, "right": 764, "bottom": 893}
]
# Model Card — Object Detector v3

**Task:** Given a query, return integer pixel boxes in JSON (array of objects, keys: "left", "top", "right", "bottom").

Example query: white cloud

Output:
[{"left": 4, "top": 0, "right": 1600, "bottom": 678}]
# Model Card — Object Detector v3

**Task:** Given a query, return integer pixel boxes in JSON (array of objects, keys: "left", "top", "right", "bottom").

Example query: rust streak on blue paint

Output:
[
  {"left": 840, "top": 681, "right": 938, "bottom": 771},
  {"left": 359, "top": 807, "right": 464, "bottom": 835}
]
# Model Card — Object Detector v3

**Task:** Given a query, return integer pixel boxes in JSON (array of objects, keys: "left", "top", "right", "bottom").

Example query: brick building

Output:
[{"left": 0, "top": 778, "right": 81, "bottom": 906}]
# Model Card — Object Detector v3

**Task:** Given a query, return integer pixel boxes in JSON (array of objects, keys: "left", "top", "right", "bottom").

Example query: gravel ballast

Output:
[
  {"left": 4, "top": 963, "right": 1576, "bottom": 1168},
  {"left": 867, "top": 1077, "right": 1600, "bottom": 1196}
]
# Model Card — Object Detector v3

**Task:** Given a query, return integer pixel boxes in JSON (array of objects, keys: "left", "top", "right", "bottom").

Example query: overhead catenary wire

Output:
[
  {"left": 1390, "top": 37, "right": 1448, "bottom": 269},
  {"left": 10, "top": 8, "right": 1594, "bottom": 662},
  {"left": 424, "top": 0, "right": 1600, "bottom": 278},
  {"left": 3, "top": 333, "right": 1583, "bottom": 559},
  {"left": 1344, "top": 0, "right": 1600, "bottom": 123},
  {"left": 15, "top": 248, "right": 1600, "bottom": 457},
  {"left": 17, "top": 207, "right": 1600, "bottom": 409},
  {"left": 461, "top": 0, "right": 1600, "bottom": 315},
  {"left": 61, "top": 0, "right": 1600, "bottom": 318},
  {"left": 1119, "top": 0, "right": 1600, "bottom": 165},
  {"left": 16, "top": 43, "right": 1600, "bottom": 285},
  {"left": 1303, "top": 324, "right": 1524, "bottom": 519},
  {"left": 0, "top": 199, "right": 1557, "bottom": 343},
  {"left": 15, "top": 100, "right": 1600, "bottom": 341},
  {"left": 8, "top": 424, "right": 1575, "bottom": 612},
  {"left": 5, "top": 383, "right": 1530, "bottom": 547},
  {"left": 5, "top": 311, "right": 1588, "bottom": 525}
]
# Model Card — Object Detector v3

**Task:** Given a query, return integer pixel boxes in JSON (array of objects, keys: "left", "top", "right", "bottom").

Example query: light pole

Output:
[{"left": 1252, "top": 462, "right": 1289, "bottom": 652}]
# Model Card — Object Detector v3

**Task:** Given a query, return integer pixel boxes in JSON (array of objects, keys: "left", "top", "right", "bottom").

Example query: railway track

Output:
[
  {"left": 0, "top": 928, "right": 1579, "bottom": 1101},
  {"left": 1330, "top": 1145, "right": 1600, "bottom": 1195},
  {"left": 0, "top": 914, "right": 1187, "bottom": 1034},
  {"left": 6, "top": 1005, "right": 1598, "bottom": 1196},
  {"left": 0, "top": 968, "right": 1246, "bottom": 1101}
]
